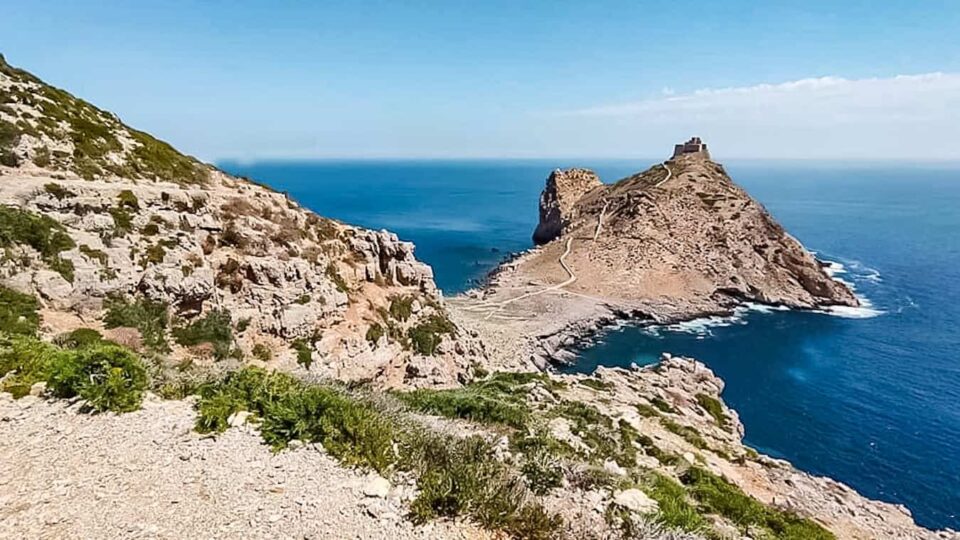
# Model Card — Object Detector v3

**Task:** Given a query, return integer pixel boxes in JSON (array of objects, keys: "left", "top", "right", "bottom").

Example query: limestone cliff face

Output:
[
  {"left": 0, "top": 55, "right": 483, "bottom": 388},
  {"left": 532, "top": 168, "right": 602, "bottom": 245},
  {"left": 528, "top": 149, "right": 857, "bottom": 315}
]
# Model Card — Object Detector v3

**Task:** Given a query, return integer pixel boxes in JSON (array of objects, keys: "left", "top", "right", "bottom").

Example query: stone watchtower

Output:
[{"left": 672, "top": 137, "right": 710, "bottom": 159}]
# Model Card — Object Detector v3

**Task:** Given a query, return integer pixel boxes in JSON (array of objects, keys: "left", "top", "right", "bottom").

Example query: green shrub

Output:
[
  {"left": 0, "top": 333, "right": 57, "bottom": 397},
  {"left": 365, "top": 322, "right": 384, "bottom": 345},
  {"left": 650, "top": 396, "right": 675, "bottom": 413},
  {"left": 79, "top": 244, "right": 108, "bottom": 265},
  {"left": 635, "top": 403, "right": 660, "bottom": 417},
  {"left": 662, "top": 418, "right": 708, "bottom": 450},
  {"left": 696, "top": 393, "right": 729, "bottom": 429},
  {"left": 109, "top": 207, "right": 133, "bottom": 236},
  {"left": 195, "top": 368, "right": 396, "bottom": 470},
  {"left": 643, "top": 472, "right": 708, "bottom": 532},
  {"left": 578, "top": 377, "right": 613, "bottom": 391},
  {"left": 116, "top": 189, "right": 139, "bottom": 210},
  {"left": 395, "top": 372, "right": 551, "bottom": 429},
  {"left": 172, "top": 309, "right": 234, "bottom": 360},
  {"left": 292, "top": 338, "right": 314, "bottom": 369},
  {"left": 103, "top": 295, "right": 170, "bottom": 352},
  {"left": 388, "top": 295, "right": 414, "bottom": 321},
  {"left": 325, "top": 262, "right": 348, "bottom": 293},
  {"left": 0, "top": 286, "right": 40, "bottom": 336},
  {"left": 407, "top": 313, "right": 456, "bottom": 356},
  {"left": 252, "top": 343, "right": 272, "bottom": 361},
  {"left": 0, "top": 206, "right": 76, "bottom": 281},
  {"left": 680, "top": 467, "right": 835, "bottom": 539},
  {"left": 296, "top": 294, "right": 310, "bottom": 305},
  {"left": 140, "top": 222, "right": 160, "bottom": 236},
  {"left": 46, "top": 342, "right": 147, "bottom": 413},
  {"left": 56, "top": 328, "right": 105, "bottom": 349},
  {"left": 0, "top": 333, "right": 146, "bottom": 412},
  {"left": 404, "top": 433, "right": 561, "bottom": 539},
  {"left": 33, "top": 146, "right": 51, "bottom": 167},
  {"left": 44, "top": 182, "right": 74, "bottom": 200}
]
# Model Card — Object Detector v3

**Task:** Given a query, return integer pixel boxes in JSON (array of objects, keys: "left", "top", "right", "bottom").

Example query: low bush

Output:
[
  {"left": 325, "top": 262, "right": 348, "bottom": 293},
  {"left": 365, "top": 322, "right": 384, "bottom": 345},
  {"left": 695, "top": 393, "right": 729, "bottom": 429},
  {"left": 103, "top": 295, "right": 170, "bottom": 352},
  {"left": 55, "top": 327, "right": 105, "bottom": 349},
  {"left": 395, "top": 372, "right": 552, "bottom": 429},
  {"left": 0, "top": 286, "right": 40, "bottom": 336},
  {"left": 252, "top": 343, "right": 272, "bottom": 362},
  {"left": 291, "top": 338, "right": 314, "bottom": 369},
  {"left": 44, "top": 182, "right": 74, "bottom": 200},
  {"left": 388, "top": 295, "right": 414, "bottom": 321},
  {"left": 46, "top": 341, "right": 147, "bottom": 412},
  {"left": 643, "top": 472, "right": 708, "bottom": 532},
  {"left": 0, "top": 333, "right": 146, "bottom": 412},
  {"left": 172, "top": 309, "right": 234, "bottom": 360},
  {"left": 0, "top": 206, "right": 76, "bottom": 280},
  {"left": 195, "top": 368, "right": 396, "bottom": 470},
  {"left": 407, "top": 313, "right": 456, "bottom": 356}
]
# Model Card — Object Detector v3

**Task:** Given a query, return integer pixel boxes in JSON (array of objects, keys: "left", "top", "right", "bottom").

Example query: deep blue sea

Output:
[{"left": 221, "top": 159, "right": 960, "bottom": 530}]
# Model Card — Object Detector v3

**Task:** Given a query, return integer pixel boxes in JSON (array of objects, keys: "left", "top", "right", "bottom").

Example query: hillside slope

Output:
[{"left": 0, "top": 54, "right": 484, "bottom": 388}]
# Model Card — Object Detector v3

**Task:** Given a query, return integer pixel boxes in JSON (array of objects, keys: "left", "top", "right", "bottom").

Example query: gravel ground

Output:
[{"left": 0, "top": 392, "right": 490, "bottom": 540}]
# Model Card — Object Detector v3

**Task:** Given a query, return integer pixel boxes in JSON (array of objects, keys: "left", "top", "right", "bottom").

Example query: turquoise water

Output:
[{"left": 221, "top": 159, "right": 960, "bottom": 530}]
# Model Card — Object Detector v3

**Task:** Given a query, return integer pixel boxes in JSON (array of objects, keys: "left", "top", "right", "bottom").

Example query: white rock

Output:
[
  {"left": 29, "top": 381, "right": 47, "bottom": 397},
  {"left": 613, "top": 489, "right": 659, "bottom": 514},
  {"left": 228, "top": 410, "right": 252, "bottom": 428},
  {"left": 682, "top": 452, "right": 696, "bottom": 464},
  {"left": 603, "top": 460, "right": 627, "bottom": 476},
  {"left": 362, "top": 475, "right": 391, "bottom": 498}
]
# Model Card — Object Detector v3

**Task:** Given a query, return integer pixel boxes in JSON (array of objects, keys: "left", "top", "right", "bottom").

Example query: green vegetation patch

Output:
[
  {"left": 394, "top": 372, "right": 550, "bottom": 429},
  {"left": 661, "top": 418, "right": 708, "bottom": 450},
  {"left": 0, "top": 206, "right": 76, "bottom": 281},
  {"left": 388, "top": 295, "right": 415, "bottom": 321},
  {"left": 172, "top": 309, "right": 235, "bottom": 360},
  {"left": 0, "top": 333, "right": 147, "bottom": 412},
  {"left": 291, "top": 338, "right": 315, "bottom": 369},
  {"left": 643, "top": 472, "right": 708, "bottom": 532},
  {"left": 0, "top": 286, "right": 40, "bottom": 336},
  {"left": 103, "top": 295, "right": 170, "bottom": 352},
  {"left": 44, "top": 183, "right": 75, "bottom": 200},
  {"left": 680, "top": 467, "right": 835, "bottom": 539},
  {"left": 696, "top": 393, "right": 730, "bottom": 429},
  {"left": 407, "top": 312, "right": 457, "bottom": 356},
  {"left": 578, "top": 377, "right": 613, "bottom": 392}
]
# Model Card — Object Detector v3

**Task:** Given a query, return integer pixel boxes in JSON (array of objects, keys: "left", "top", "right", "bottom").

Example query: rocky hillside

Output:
[
  {"left": 0, "top": 54, "right": 484, "bottom": 388},
  {"left": 529, "top": 147, "right": 858, "bottom": 319}
]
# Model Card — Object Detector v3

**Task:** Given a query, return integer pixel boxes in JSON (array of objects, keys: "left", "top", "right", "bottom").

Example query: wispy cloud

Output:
[
  {"left": 549, "top": 73, "right": 960, "bottom": 159},
  {"left": 568, "top": 73, "right": 960, "bottom": 122}
]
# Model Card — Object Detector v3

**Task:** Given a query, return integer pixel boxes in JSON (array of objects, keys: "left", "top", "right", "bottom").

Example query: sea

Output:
[{"left": 220, "top": 158, "right": 960, "bottom": 530}]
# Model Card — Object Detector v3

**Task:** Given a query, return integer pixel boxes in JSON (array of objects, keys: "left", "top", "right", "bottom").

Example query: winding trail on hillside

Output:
[
  {"left": 466, "top": 162, "right": 675, "bottom": 320},
  {"left": 480, "top": 237, "right": 576, "bottom": 319},
  {"left": 655, "top": 161, "right": 672, "bottom": 188}
]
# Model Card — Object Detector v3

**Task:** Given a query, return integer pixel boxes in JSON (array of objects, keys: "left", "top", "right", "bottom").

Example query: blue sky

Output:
[{"left": 2, "top": 1, "right": 959, "bottom": 159}]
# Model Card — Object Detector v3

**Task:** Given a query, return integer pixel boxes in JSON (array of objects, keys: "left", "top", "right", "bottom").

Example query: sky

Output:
[{"left": 2, "top": 0, "right": 959, "bottom": 160}]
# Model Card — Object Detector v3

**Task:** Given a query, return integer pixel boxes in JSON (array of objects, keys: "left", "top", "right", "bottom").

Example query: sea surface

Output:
[{"left": 221, "top": 158, "right": 960, "bottom": 530}]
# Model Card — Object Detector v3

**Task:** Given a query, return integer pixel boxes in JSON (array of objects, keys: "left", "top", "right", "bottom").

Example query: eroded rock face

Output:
[
  {"left": 532, "top": 168, "right": 603, "bottom": 245},
  {"left": 0, "top": 55, "right": 484, "bottom": 388},
  {"left": 526, "top": 152, "right": 857, "bottom": 313}
]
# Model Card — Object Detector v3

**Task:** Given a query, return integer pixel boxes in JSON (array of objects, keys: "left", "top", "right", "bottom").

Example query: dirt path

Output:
[{"left": 0, "top": 393, "right": 488, "bottom": 540}]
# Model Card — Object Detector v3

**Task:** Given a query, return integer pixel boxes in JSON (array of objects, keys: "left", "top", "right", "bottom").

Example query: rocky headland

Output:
[
  {"left": 1, "top": 55, "right": 955, "bottom": 540},
  {"left": 450, "top": 140, "right": 858, "bottom": 368}
]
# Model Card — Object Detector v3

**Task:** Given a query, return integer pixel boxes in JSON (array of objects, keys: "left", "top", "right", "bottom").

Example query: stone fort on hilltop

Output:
[{"left": 672, "top": 136, "right": 710, "bottom": 159}]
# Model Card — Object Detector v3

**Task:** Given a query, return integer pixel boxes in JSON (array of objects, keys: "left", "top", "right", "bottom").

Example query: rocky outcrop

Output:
[
  {"left": 532, "top": 168, "right": 602, "bottom": 245},
  {"left": 0, "top": 55, "right": 483, "bottom": 388},
  {"left": 527, "top": 145, "right": 857, "bottom": 315}
]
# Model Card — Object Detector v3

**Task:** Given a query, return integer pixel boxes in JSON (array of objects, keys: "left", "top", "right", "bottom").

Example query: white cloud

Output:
[{"left": 553, "top": 73, "right": 960, "bottom": 159}]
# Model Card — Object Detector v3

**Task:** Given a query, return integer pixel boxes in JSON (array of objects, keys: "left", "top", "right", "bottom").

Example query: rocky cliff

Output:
[{"left": 0, "top": 54, "right": 484, "bottom": 388}]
